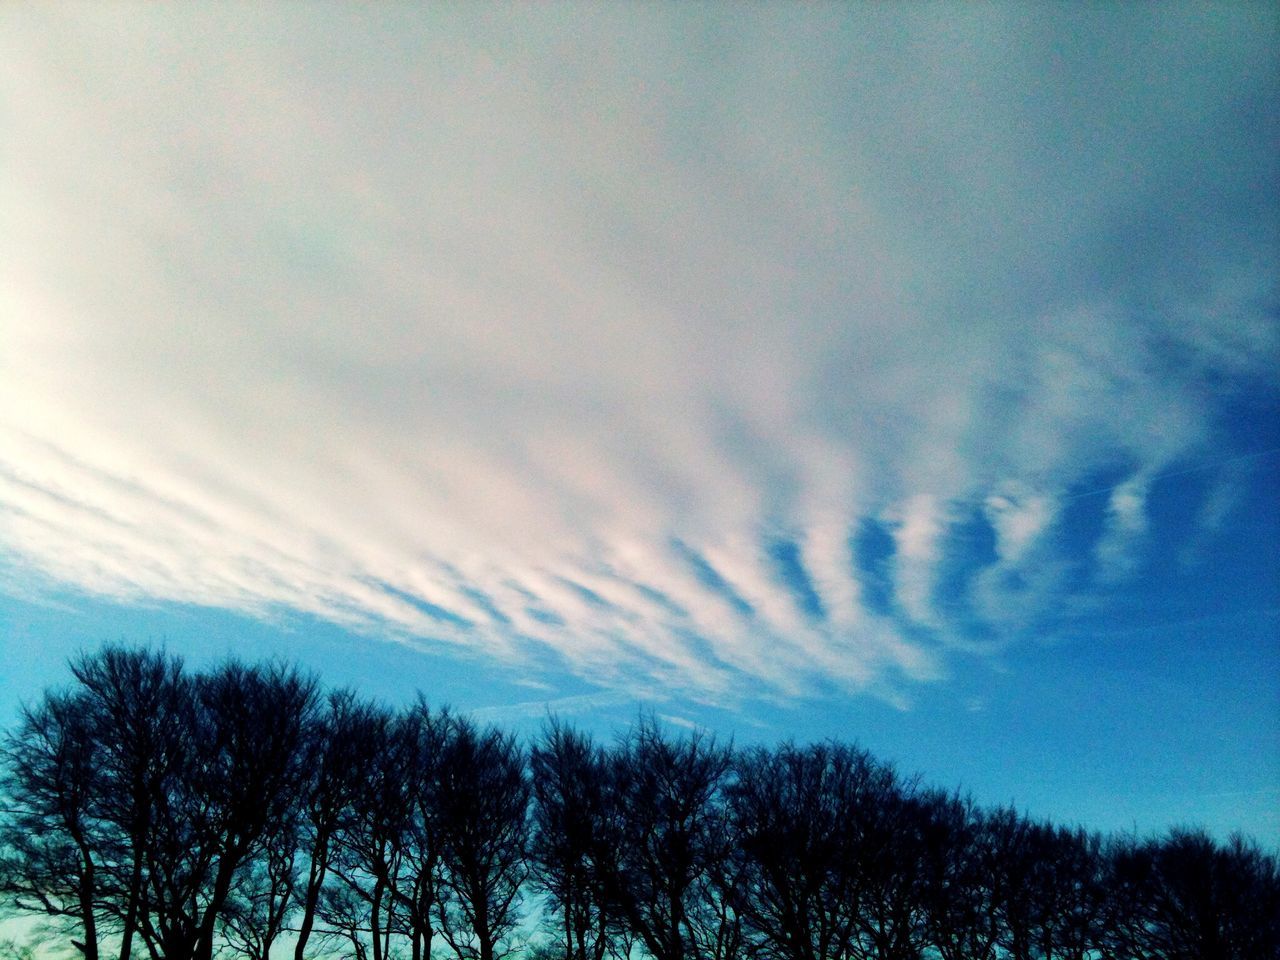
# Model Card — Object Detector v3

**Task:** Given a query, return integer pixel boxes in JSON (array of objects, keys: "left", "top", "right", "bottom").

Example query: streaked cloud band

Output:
[{"left": 2, "top": 5, "right": 1275, "bottom": 705}]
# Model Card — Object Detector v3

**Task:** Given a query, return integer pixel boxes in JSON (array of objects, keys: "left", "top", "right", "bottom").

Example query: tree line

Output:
[{"left": 0, "top": 646, "right": 1276, "bottom": 960}]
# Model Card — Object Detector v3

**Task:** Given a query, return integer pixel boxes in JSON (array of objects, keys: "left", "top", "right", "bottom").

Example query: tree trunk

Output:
[
  {"left": 194, "top": 844, "right": 243, "bottom": 960},
  {"left": 370, "top": 875, "right": 386, "bottom": 960},
  {"left": 76, "top": 855, "right": 99, "bottom": 960},
  {"left": 118, "top": 832, "right": 146, "bottom": 960},
  {"left": 294, "top": 830, "right": 331, "bottom": 960}
]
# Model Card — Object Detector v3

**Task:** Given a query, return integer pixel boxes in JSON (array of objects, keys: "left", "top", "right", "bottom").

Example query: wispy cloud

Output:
[
  {"left": 1095, "top": 476, "right": 1152, "bottom": 584},
  {"left": 1, "top": 5, "right": 1275, "bottom": 706},
  {"left": 471, "top": 690, "right": 643, "bottom": 725}
]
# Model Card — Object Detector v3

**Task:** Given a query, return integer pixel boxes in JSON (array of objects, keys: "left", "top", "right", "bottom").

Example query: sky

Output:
[{"left": 1, "top": 4, "right": 1278, "bottom": 845}]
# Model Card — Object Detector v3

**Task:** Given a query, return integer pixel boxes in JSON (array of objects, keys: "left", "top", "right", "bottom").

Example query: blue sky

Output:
[{"left": 1, "top": 5, "right": 1277, "bottom": 844}]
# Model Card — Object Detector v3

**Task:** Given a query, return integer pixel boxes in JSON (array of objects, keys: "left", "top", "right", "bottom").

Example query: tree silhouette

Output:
[
  {"left": 68, "top": 645, "right": 191, "bottom": 960},
  {"left": 727, "top": 741, "right": 876, "bottom": 960},
  {"left": 2, "top": 645, "right": 1278, "bottom": 960},
  {"left": 601, "top": 717, "right": 735, "bottom": 960},
  {"left": 1108, "top": 827, "right": 1280, "bottom": 959},
  {"left": 530, "top": 719, "right": 617, "bottom": 960},
  {"left": 918, "top": 795, "right": 1003, "bottom": 960},
  {"left": 393, "top": 698, "right": 452, "bottom": 960},
  {"left": 189, "top": 661, "right": 317, "bottom": 960},
  {"left": 0, "top": 689, "right": 102, "bottom": 959},
  {"left": 436, "top": 715, "right": 530, "bottom": 960},
  {"left": 292, "top": 689, "right": 381, "bottom": 960},
  {"left": 319, "top": 699, "right": 410, "bottom": 960}
]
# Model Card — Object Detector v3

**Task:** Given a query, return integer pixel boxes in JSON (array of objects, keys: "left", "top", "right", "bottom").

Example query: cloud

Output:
[
  {"left": 658, "top": 713, "right": 700, "bottom": 732},
  {"left": 985, "top": 488, "right": 1056, "bottom": 567},
  {"left": 888, "top": 495, "right": 950, "bottom": 629},
  {"left": 1096, "top": 476, "right": 1152, "bottom": 584},
  {"left": 471, "top": 690, "right": 641, "bottom": 725},
  {"left": 0, "top": 5, "right": 1276, "bottom": 705}
]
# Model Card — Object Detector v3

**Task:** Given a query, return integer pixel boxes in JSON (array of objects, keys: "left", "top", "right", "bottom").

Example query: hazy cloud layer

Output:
[{"left": 2, "top": 6, "right": 1276, "bottom": 705}]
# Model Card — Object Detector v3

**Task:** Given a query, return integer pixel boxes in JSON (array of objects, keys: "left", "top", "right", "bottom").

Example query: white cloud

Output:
[
  {"left": 471, "top": 690, "right": 641, "bottom": 724},
  {"left": 985, "top": 488, "right": 1056, "bottom": 566},
  {"left": 1096, "top": 476, "right": 1153, "bottom": 584},
  {"left": 964, "top": 486, "right": 1066, "bottom": 635},
  {"left": 888, "top": 495, "right": 949, "bottom": 629},
  {"left": 0, "top": 5, "right": 1275, "bottom": 705},
  {"left": 658, "top": 713, "right": 700, "bottom": 731}
]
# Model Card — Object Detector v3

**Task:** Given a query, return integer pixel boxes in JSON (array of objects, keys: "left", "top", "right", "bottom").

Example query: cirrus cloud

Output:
[{"left": 1, "top": 4, "right": 1276, "bottom": 707}]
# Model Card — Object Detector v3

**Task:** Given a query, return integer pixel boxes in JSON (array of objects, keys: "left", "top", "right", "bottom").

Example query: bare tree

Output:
[
  {"left": 69, "top": 645, "right": 191, "bottom": 960},
  {"left": 82, "top": 658, "right": 318, "bottom": 960},
  {"left": 1106, "top": 827, "right": 1280, "bottom": 960},
  {"left": 321, "top": 700, "right": 413, "bottom": 960},
  {"left": 185, "top": 661, "right": 317, "bottom": 960},
  {"left": 392, "top": 698, "right": 452, "bottom": 960},
  {"left": 0, "top": 689, "right": 103, "bottom": 960},
  {"left": 1031, "top": 825, "right": 1107, "bottom": 960},
  {"left": 985, "top": 806, "right": 1045, "bottom": 960},
  {"left": 727, "top": 742, "right": 880, "bottom": 960},
  {"left": 436, "top": 715, "right": 530, "bottom": 960},
  {"left": 6, "top": 645, "right": 1280, "bottom": 960},
  {"left": 919, "top": 797, "right": 1003, "bottom": 960},
  {"left": 985, "top": 808, "right": 1104, "bottom": 960},
  {"left": 601, "top": 717, "right": 734, "bottom": 960},
  {"left": 1216, "top": 833, "right": 1280, "bottom": 960},
  {"left": 292, "top": 689, "right": 383, "bottom": 960},
  {"left": 844, "top": 764, "right": 927, "bottom": 960},
  {"left": 530, "top": 719, "right": 618, "bottom": 960}
]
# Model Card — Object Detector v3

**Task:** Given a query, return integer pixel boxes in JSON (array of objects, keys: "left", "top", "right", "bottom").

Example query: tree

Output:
[
  {"left": 0, "top": 646, "right": 197, "bottom": 960},
  {"left": 919, "top": 798, "right": 1003, "bottom": 960},
  {"left": 727, "top": 742, "right": 882, "bottom": 960},
  {"left": 68, "top": 645, "right": 191, "bottom": 960},
  {"left": 392, "top": 699, "right": 452, "bottom": 960},
  {"left": 320, "top": 700, "right": 412, "bottom": 960},
  {"left": 0, "top": 689, "right": 103, "bottom": 960},
  {"left": 845, "top": 765, "right": 926, "bottom": 960},
  {"left": 987, "top": 807, "right": 1052, "bottom": 960},
  {"left": 74, "top": 657, "right": 318, "bottom": 960},
  {"left": 530, "top": 719, "right": 618, "bottom": 960},
  {"left": 1107, "top": 827, "right": 1280, "bottom": 960},
  {"left": 218, "top": 811, "right": 301, "bottom": 960},
  {"left": 601, "top": 718, "right": 735, "bottom": 960},
  {"left": 5, "top": 643, "right": 1280, "bottom": 960},
  {"left": 293, "top": 690, "right": 385, "bottom": 960},
  {"left": 201, "top": 661, "right": 317, "bottom": 951},
  {"left": 1032, "top": 825, "right": 1106, "bottom": 960},
  {"left": 436, "top": 715, "right": 530, "bottom": 960}
]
